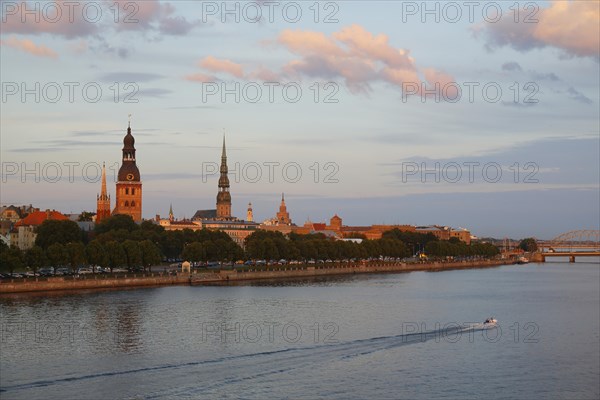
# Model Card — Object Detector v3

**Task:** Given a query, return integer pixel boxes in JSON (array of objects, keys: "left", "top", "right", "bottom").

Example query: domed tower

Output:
[
  {"left": 216, "top": 136, "right": 231, "bottom": 219},
  {"left": 113, "top": 120, "right": 142, "bottom": 222},
  {"left": 247, "top": 202, "right": 253, "bottom": 222}
]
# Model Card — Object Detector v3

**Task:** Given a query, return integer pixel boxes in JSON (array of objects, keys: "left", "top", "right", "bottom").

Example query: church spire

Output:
[
  {"left": 216, "top": 134, "right": 232, "bottom": 219},
  {"left": 169, "top": 203, "right": 174, "bottom": 221},
  {"left": 222, "top": 134, "right": 226, "bottom": 159},
  {"left": 96, "top": 162, "right": 111, "bottom": 223},
  {"left": 100, "top": 162, "right": 108, "bottom": 201}
]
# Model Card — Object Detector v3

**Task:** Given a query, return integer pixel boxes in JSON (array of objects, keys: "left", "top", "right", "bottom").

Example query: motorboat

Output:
[
  {"left": 483, "top": 317, "right": 497, "bottom": 325},
  {"left": 517, "top": 256, "right": 529, "bottom": 264}
]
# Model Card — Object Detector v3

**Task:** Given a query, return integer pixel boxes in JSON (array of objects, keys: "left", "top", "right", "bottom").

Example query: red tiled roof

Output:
[
  {"left": 312, "top": 223, "right": 327, "bottom": 231},
  {"left": 15, "top": 210, "right": 68, "bottom": 227}
]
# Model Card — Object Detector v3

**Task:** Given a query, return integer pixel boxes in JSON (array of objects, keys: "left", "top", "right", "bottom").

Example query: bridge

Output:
[{"left": 532, "top": 230, "right": 600, "bottom": 262}]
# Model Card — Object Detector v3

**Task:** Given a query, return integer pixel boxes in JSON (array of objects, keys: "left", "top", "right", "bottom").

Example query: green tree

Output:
[
  {"left": 122, "top": 240, "right": 141, "bottom": 269},
  {"left": 104, "top": 241, "right": 126, "bottom": 272},
  {"left": 25, "top": 246, "right": 47, "bottom": 274},
  {"left": 66, "top": 242, "right": 86, "bottom": 272},
  {"left": 95, "top": 214, "right": 139, "bottom": 235},
  {"left": 139, "top": 240, "right": 162, "bottom": 271},
  {"left": 78, "top": 211, "right": 95, "bottom": 221},
  {"left": 0, "top": 247, "right": 24, "bottom": 274},
  {"left": 86, "top": 241, "right": 108, "bottom": 272},
  {"left": 519, "top": 238, "right": 538, "bottom": 252},
  {"left": 46, "top": 243, "right": 68, "bottom": 268},
  {"left": 35, "top": 220, "right": 83, "bottom": 249},
  {"left": 182, "top": 242, "right": 205, "bottom": 262}
]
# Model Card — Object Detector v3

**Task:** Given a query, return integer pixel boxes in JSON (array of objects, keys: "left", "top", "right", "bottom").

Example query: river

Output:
[{"left": 1, "top": 260, "right": 598, "bottom": 399}]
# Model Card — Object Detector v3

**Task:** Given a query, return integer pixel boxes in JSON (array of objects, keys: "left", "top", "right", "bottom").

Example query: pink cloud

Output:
[
  {"left": 479, "top": 0, "right": 599, "bottom": 58},
  {"left": 198, "top": 56, "right": 245, "bottom": 78},
  {"left": 187, "top": 25, "right": 455, "bottom": 99},
  {"left": 0, "top": 36, "right": 58, "bottom": 58},
  {"left": 184, "top": 72, "right": 218, "bottom": 83},
  {"left": 333, "top": 24, "right": 416, "bottom": 70},
  {"left": 1, "top": 0, "right": 98, "bottom": 38}
]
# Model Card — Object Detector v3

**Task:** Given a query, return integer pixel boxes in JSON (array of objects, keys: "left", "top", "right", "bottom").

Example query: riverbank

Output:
[{"left": 0, "top": 259, "right": 513, "bottom": 293}]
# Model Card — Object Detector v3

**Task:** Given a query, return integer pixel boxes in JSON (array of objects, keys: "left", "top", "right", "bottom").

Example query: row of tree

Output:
[
  {"left": 0, "top": 215, "right": 501, "bottom": 274},
  {"left": 0, "top": 239, "right": 162, "bottom": 275}
]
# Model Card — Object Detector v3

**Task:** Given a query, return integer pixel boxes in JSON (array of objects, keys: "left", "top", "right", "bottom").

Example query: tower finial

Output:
[
  {"left": 128, "top": 114, "right": 132, "bottom": 128},
  {"left": 282, "top": 192, "right": 285, "bottom": 202},
  {"left": 222, "top": 132, "right": 226, "bottom": 158}
]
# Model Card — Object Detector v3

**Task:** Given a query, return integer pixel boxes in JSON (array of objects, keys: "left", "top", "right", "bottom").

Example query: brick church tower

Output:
[
  {"left": 112, "top": 121, "right": 142, "bottom": 222},
  {"left": 216, "top": 136, "right": 232, "bottom": 219},
  {"left": 95, "top": 162, "right": 111, "bottom": 223}
]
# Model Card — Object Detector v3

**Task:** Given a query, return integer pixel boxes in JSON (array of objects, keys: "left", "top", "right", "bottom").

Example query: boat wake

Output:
[{"left": 1, "top": 323, "right": 493, "bottom": 399}]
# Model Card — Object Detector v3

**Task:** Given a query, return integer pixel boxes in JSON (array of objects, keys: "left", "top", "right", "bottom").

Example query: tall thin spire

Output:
[
  {"left": 216, "top": 134, "right": 232, "bottom": 219},
  {"left": 222, "top": 134, "right": 226, "bottom": 158},
  {"left": 96, "top": 162, "right": 111, "bottom": 223},
  {"left": 169, "top": 203, "right": 174, "bottom": 221},
  {"left": 100, "top": 162, "right": 108, "bottom": 200}
]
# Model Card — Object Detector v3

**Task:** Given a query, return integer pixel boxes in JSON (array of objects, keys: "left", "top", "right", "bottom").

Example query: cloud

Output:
[
  {"left": 112, "top": 0, "right": 201, "bottom": 36},
  {"left": 98, "top": 72, "right": 165, "bottom": 83},
  {"left": 1, "top": 1, "right": 98, "bottom": 38},
  {"left": 477, "top": 1, "right": 600, "bottom": 58},
  {"left": 567, "top": 87, "right": 593, "bottom": 104},
  {"left": 0, "top": 36, "right": 58, "bottom": 58},
  {"left": 184, "top": 72, "right": 219, "bottom": 83},
  {"left": 188, "top": 24, "right": 455, "bottom": 99},
  {"left": 136, "top": 88, "right": 172, "bottom": 98},
  {"left": 502, "top": 62, "right": 522, "bottom": 72},
  {"left": 198, "top": 56, "right": 245, "bottom": 78}
]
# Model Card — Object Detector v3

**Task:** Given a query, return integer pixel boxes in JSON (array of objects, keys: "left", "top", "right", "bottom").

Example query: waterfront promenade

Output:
[{"left": 0, "top": 259, "right": 512, "bottom": 294}]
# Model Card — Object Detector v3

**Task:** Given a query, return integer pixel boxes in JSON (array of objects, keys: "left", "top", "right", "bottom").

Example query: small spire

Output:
[
  {"left": 128, "top": 114, "right": 132, "bottom": 128},
  {"left": 222, "top": 132, "right": 226, "bottom": 158},
  {"left": 100, "top": 162, "right": 107, "bottom": 198}
]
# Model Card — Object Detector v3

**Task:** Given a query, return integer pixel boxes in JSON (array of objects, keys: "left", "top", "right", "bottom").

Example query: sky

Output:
[{"left": 1, "top": 0, "right": 599, "bottom": 239}]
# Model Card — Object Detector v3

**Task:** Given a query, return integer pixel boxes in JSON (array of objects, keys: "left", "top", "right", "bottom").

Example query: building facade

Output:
[
  {"left": 216, "top": 136, "right": 232, "bottom": 219},
  {"left": 112, "top": 122, "right": 142, "bottom": 222},
  {"left": 10, "top": 209, "right": 69, "bottom": 250},
  {"left": 96, "top": 162, "right": 111, "bottom": 223}
]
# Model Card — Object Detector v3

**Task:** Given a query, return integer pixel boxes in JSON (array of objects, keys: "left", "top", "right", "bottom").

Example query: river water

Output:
[{"left": 1, "top": 261, "right": 598, "bottom": 399}]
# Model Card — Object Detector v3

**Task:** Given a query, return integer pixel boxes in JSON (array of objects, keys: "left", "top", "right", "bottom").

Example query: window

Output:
[
  {"left": 125, "top": 188, "right": 129, "bottom": 195},
  {"left": 125, "top": 201, "right": 129, "bottom": 207},
  {"left": 131, "top": 188, "right": 135, "bottom": 195},
  {"left": 131, "top": 201, "right": 136, "bottom": 207}
]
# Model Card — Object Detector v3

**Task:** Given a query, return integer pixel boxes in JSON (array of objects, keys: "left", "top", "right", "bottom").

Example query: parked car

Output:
[
  {"left": 39, "top": 267, "right": 55, "bottom": 276},
  {"left": 77, "top": 267, "right": 93, "bottom": 275}
]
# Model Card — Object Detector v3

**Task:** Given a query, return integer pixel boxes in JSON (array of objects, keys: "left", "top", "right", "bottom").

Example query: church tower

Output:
[
  {"left": 276, "top": 193, "right": 291, "bottom": 225},
  {"left": 96, "top": 162, "right": 111, "bottom": 223},
  {"left": 216, "top": 136, "right": 232, "bottom": 219},
  {"left": 247, "top": 202, "right": 253, "bottom": 222},
  {"left": 113, "top": 120, "right": 142, "bottom": 222}
]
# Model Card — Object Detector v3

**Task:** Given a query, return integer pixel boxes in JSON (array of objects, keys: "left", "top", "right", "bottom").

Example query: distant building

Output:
[
  {"left": 247, "top": 203, "right": 253, "bottom": 222},
  {"left": 96, "top": 162, "right": 111, "bottom": 223},
  {"left": 183, "top": 136, "right": 259, "bottom": 247},
  {"left": 155, "top": 205, "right": 203, "bottom": 231},
  {"left": 416, "top": 225, "right": 451, "bottom": 240},
  {"left": 276, "top": 193, "right": 291, "bottom": 225},
  {"left": 10, "top": 209, "right": 69, "bottom": 250},
  {"left": 216, "top": 136, "right": 232, "bottom": 220},
  {"left": 112, "top": 121, "right": 142, "bottom": 222}
]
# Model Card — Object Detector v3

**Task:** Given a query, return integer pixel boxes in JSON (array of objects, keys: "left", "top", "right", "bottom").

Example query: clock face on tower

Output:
[{"left": 126, "top": 173, "right": 134, "bottom": 181}]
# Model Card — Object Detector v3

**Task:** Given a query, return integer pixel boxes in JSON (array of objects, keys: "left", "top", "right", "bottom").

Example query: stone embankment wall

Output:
[{"left": 0, "top": 260, "right": 511, "bottom": 294}]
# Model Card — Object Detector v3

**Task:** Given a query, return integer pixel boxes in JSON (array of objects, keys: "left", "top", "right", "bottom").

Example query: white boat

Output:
[
  {"left": 517, "top": 256, "right": 529, "bottom": 264},
  {"left": 483, "top": 317, "right": 497, "bottom": 326}
]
